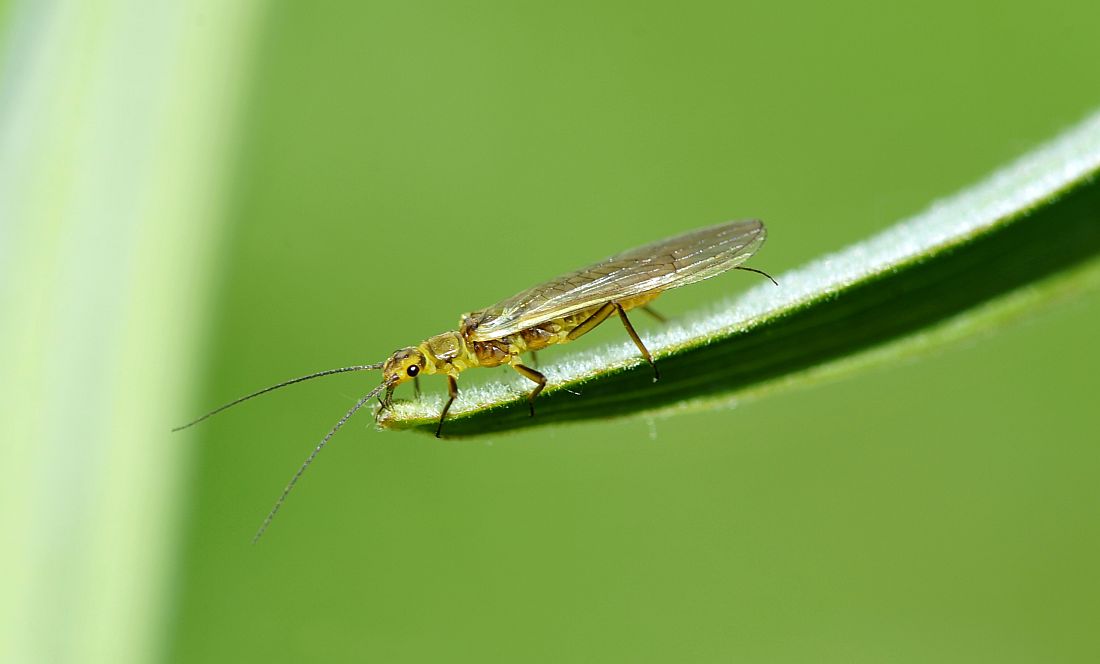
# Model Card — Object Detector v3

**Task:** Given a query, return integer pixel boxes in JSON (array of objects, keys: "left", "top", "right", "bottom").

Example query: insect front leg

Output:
[
  {"left": 436, "top": 375, "right": 458, "bottom": 438},
  {"left": 378, "top": 384, "right": 396, "bottom": 413},
  {"left": 512, "top": 363, "right": 547, "bottom": 417}
]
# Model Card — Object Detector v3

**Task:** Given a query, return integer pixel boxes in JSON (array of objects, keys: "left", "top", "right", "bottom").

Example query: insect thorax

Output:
[{"left": 417, "top": 330, "right": 509, "bottom": 374}]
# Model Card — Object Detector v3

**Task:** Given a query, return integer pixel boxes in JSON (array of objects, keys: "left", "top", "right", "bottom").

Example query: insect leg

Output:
[
  {"left": 436, "top": 375, "right": 459, "bottom": 438},
  {"left": 529, "top": 350, "right": 538, "bottom": 368},
  {"left": 640, "top": 305, "right": 667, "bottom": 323},
  {"left": 512, "top": 363, "right": 547, "bottom": 417},
  {"left": 413, "top": 375, "right": 422, "bottom": 399},
  {"left": 378, "top": 384, "right": 396, "bottom": 413},
  {"left": 614, "top": 302, "right": 659, "bottom": 382},
  {"left": 566, "top": 302, "right": 616, "bottom": 341}
]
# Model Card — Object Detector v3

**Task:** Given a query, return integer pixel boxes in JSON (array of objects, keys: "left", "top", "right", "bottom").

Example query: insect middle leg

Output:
[
  {"left": 435, "top": 375, "right": 459, "bottom": 438},
  {"left": 512, "top": 363, "right": 547, "bottom": 417}
]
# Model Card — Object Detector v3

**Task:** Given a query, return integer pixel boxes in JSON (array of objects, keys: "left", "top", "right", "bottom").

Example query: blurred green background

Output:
[{"left": 4, "top": 1, "right": 1100, "bottom": 663}]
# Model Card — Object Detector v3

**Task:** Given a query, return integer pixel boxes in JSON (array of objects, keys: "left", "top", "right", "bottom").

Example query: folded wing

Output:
[{"left": 466, "top": 219, "right": 766, "bottom": 341}]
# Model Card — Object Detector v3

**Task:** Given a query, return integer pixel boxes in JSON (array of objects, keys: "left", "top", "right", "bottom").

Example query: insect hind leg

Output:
[
  {"left": 566, "top": 302, "right": 616, "bottom": 341},
  {"left": 566, "top": 301, "right": 660, "bottom": 382},
  {"left": 613, "top": 302, "right": 659, "bottom": 382},
  {"left": 640, "top": 305, "right": 667, "bottom": 323}
]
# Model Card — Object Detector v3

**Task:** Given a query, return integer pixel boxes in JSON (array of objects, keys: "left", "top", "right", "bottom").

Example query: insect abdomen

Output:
[
  {"left": 464, "top": 292, "right": 663, "bottom": 367},
  {"left": 468, "top": 339, "right": 511, "bottom": 367},
  {"left": 519, "top": 322, "right": 561, "bottom": 351}
]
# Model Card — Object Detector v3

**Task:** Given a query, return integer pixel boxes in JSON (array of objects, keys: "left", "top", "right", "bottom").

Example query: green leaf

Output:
[
  {"left": 379, "top": 112, "right": 1100, "bottom": 437},
  {"left": 0, "top": 2, "right": 263, "bottom": 662}
]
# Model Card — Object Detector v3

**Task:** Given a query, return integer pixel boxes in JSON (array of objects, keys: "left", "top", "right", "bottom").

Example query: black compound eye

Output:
[{"left": 406, "top": 365, "right": 420, "bottom": 377}]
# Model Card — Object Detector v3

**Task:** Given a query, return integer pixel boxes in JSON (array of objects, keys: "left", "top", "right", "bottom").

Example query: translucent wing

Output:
[{"left": 466, "top": 219, "right": 766, "bottom": 341}]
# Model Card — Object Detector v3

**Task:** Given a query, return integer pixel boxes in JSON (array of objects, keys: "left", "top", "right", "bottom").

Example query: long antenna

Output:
[
  {"left": 252, "top": 381, "right": 390, "bottom": 543},
  {"left": 172, "top": 363, "right": 384, "bottom": 431}
]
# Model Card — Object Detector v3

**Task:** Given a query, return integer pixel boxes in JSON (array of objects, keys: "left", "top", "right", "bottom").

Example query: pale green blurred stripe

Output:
[{"left": 0, "top": 1, "right": 263, "bottom": 662}]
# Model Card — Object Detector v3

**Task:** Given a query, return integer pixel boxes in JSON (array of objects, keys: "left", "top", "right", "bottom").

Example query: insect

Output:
[{"left": 176, "top": 219, "right": 775, "bottom": 540}]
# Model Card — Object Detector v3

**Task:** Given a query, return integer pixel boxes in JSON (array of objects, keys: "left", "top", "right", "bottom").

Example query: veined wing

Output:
[{"left": 466, "top": 219, "right": 766, "bottom": 341}]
